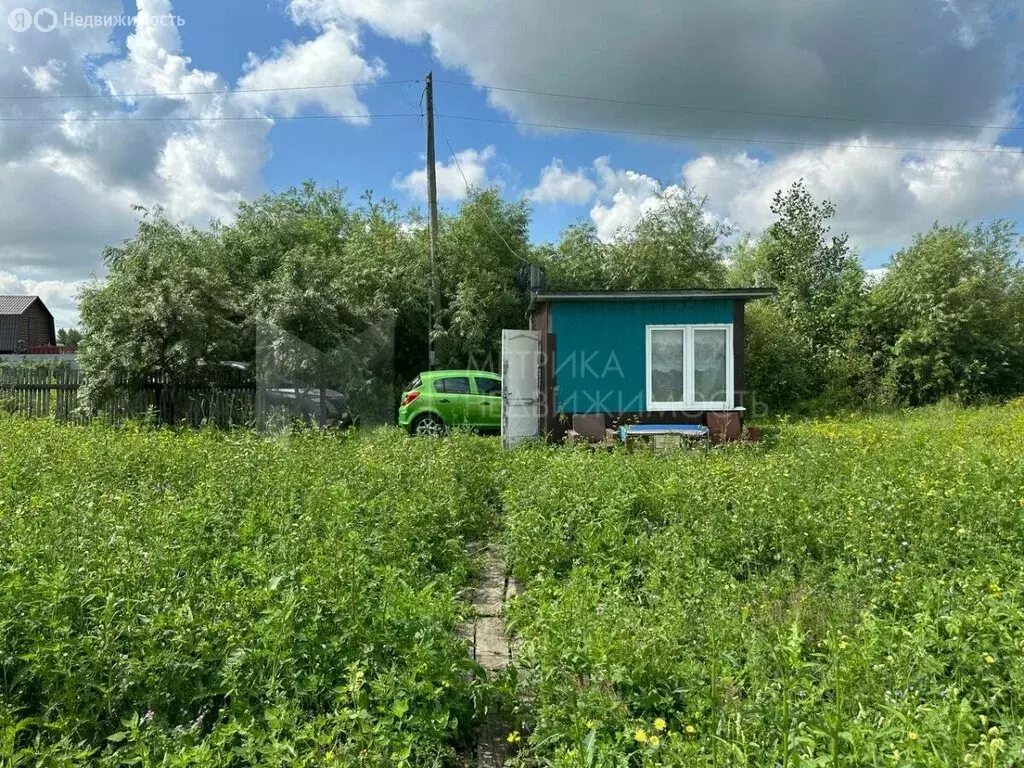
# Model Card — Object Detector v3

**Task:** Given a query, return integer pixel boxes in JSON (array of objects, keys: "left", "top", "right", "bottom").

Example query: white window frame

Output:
[{"left": 645, "top": 324, "right": 734, "bottom": 411}]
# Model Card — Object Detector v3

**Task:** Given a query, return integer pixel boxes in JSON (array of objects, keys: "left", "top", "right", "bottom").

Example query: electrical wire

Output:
[
  {"left": 435, "top": 111, "right": 532, "bottom": 265},
  {"left": 436, "top": 113, "right": 1022, "bottom": 155},
  {"left": 0, "top": 112, "right": 421, "bottom": 123},
  {"left": 436, "top": 78, "right": 1023, "bottom": 134},
  {"left": 0, "top": 79, "right": 420, "bottom": 101}
]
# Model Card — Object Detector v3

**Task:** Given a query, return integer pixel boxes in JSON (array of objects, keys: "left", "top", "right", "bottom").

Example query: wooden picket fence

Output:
[{"left": 0, "top": 366, "right": 262, "bottom": 427}]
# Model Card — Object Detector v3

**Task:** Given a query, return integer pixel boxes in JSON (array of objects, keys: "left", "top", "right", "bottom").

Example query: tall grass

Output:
[
  {"left": 501, "top": 404, "right": 1024, "bottom": 766},
  {"left": 0, "top": 421, "right": 500, "bottom": 765}
]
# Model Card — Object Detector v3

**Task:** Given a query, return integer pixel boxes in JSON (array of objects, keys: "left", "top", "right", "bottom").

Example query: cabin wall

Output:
[{"left": 549, "top": 299, "right": 736, "bottom": 415}]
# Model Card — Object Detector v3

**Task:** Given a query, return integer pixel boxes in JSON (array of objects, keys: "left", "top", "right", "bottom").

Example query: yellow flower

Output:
[
  {"left": 907, "top": 731, "right": 918, "bottom": 741},
  {"left": 649, "top": 735, "right": 660, "bottom": 747},
  {"left": 586, "top": 720, "right": 596, "bottom": 729},
  {"left": 984, "top": 654, "right": 995, "bottom": 664},
  {"left": 324, "top": 751, "right": 335, "bottom": 761},
  {"left": 634, "top": 729, "right": 648, "bottom": 743},
  {"left": 685, "top": 725, "right": 696, "bottom": 735},
  {"left": 989, "top": 583, "right": 1001, "bottom": 594},
  {"left": 506, "top": 731, "right": 521, "bottom": 744},
  {"left": 653, "top": 717, "right": 667, "bottom": 732}
]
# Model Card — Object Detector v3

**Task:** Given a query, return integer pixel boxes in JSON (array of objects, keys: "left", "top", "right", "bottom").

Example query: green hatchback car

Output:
[{"left": 398, "top": 370, "right": 502, "bottom": 436}]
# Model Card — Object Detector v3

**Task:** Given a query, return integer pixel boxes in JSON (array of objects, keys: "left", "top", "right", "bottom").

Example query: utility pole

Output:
[{"left": 425, "top": 72, "right": 440, "bottom": 370}]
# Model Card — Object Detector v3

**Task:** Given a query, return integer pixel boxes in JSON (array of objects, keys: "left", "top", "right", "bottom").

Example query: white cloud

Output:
[
  {"left": 395, "top": 145, "right": 497, "bottom": 201},
  {"left": 22, "top": 58, "right": 65, "bottom": 93},
  {"left": 0, "top": 0, "right": 387, "bottom": 330},
  {"left": 238, "top": 25, "right": 385, "bottom": 120},
  {"left": 588, "top": 156, "right": 684, "bottom": 242},
  {"left": 683, "top": 139, "right": 1024, "bottom": 249},
  {"left": 527, "top": 159, "right": 596, "bottom": 205},
  {"left": 288, "top": 0, "right": 1021, "bottom": 145}
]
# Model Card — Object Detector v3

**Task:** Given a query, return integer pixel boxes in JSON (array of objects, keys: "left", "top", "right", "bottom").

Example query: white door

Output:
[{"left": 501, "top": 329, "right": 542, "bottom": 448}]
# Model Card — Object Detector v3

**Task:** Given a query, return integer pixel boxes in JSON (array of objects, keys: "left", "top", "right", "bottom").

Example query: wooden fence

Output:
[{"left": 0, "top": 366, "right": 262, "bottom": 427}]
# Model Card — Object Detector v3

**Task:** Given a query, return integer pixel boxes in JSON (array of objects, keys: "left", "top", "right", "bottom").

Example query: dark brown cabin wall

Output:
[
  {"left": 530, "top": 301, "right": 558, "bottom": 436},
  {"left": 18, "top": 303, "right": 56, "bottom": 348}
]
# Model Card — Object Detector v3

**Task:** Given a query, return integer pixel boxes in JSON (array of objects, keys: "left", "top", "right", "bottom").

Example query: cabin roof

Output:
[
  {"left": 0, "top": 295, "right": 45, "bottom": 316},
  {"left": 529, "top": 288, "right": 775, "bottom": 309}
]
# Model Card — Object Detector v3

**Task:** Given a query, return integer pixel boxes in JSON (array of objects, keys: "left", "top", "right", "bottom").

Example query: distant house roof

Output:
[
  {"left": 0, "top": 295, "right": 46, "bottom": 316},
  {"left": 530, "top": 288, "right": 775, "bottom": 309}
]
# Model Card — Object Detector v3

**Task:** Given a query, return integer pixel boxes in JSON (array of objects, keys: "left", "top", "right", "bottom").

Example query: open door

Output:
[{"left": 501, "top": 329, "right": 542, "bottom": 448}]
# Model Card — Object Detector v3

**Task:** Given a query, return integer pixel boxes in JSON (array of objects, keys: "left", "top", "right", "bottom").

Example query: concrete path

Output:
[{"left": 460, "top": 544, "right": 521, "bottom": 767}]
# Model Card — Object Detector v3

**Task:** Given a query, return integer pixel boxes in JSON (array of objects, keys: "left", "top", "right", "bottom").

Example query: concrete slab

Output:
[{"left": 470, "top": 585, "right": 506, "bottom": 617}]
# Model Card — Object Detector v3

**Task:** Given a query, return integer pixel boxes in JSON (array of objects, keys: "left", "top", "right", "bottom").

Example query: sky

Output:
[{"left": 0, "top": 0, "right": 1022, "bottom": 329}]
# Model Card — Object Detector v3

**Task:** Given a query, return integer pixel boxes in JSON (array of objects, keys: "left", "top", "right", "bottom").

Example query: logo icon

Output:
[
  {"left": 34, "top": 8, "right": 58, "bottom": 32},
  {"left": 7, "top": 7, "right": 58, "bottom": 32},
  {"left": 8, "top": 7, "right": 33, "bottom": 32}
]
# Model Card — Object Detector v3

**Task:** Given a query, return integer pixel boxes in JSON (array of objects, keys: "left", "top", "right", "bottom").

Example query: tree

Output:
[
  {"left": 78, "top": 208, "right": 239, "bottom": 407},
  {"left": 761, "top": 180, "right": 860, "bottom": 351},
  {"left": 56, "top": 328, "right": 83, "bottom": 348},
  {"left": 224, "top": 184, "right": 419, "bottom": 421},
  {"left": 434, "top": 188, "right": 532, "bottom": 370},
  {"left": 865, "top": 221, "right": 1024, "bottom": 405},
  {"left": 544, "top": 187, "right": 730, "bottom": 291}
]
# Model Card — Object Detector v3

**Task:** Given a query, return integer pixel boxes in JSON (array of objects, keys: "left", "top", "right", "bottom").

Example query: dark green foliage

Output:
[
  {"left": 502, "top": 403, "right": 1024, "bottom": 766},
  {"left": 865, "top": 222, "right": 1024, "bottom": 405},
  {"left": 0, "top": 421, "right": 502, "bottom": 765},
  {"left": 78, "top": 177, "right": 1024, "bottom": 416},
  {"left": 542, "top": 188, "right": 730, "bottom": 291},
  {"left": 57, "top": 328, "right": 83, "bottom": 348}
]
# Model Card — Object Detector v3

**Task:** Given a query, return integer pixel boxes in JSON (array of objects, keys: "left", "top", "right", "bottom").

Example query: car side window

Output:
[
  {"left": 475, "top": 377, "right": 502, "bottom": 396},
  {"left": 435, "top": 377, "right": 471, "bottom": 395}
]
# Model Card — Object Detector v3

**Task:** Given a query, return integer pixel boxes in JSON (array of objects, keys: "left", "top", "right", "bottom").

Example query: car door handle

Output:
[{"left": 439, "top": 398, "right": 450, "bottom": 403}]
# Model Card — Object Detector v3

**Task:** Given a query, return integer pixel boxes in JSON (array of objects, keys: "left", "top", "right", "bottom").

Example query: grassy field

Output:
[
  {"left": 1, "top": 403, "right": 1023, "bottom": 766},
  {"left": 0, "top": 422, "right": 501, "bottom": 765},
  {"left": 503, "top": 403, "right": 1024, "bottom": 767}
]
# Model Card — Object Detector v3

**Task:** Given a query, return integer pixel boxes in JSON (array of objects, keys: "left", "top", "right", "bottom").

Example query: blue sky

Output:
[
  {"left": 1, "top": 0, "right": 1022, "bottom": 327},
  {"left": 170, "top": 0, "right": 702, "bottom": 244}
]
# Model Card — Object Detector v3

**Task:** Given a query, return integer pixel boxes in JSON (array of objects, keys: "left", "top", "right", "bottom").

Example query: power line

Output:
[
  {"left": 0, "top": 79, "right": 420, "bottom": 101},
  {"left": 0, "top": 112, "right": 421, "bottom": 123},
  {"left": 436, "top": 78, "right": 1023, "bottom": 134},
  {"left": 435, "top": 111, "right": 531, "bottom": 266},
  {"left": 436, "top": 112, "right": 1023, "bottom": 155}
]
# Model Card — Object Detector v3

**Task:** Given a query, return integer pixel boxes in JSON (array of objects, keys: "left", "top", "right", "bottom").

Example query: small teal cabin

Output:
[{"left": 528, "top": 289, "right": 774, "bottom": 439}]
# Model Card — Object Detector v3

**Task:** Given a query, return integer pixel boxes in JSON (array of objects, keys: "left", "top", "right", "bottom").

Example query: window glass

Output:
[
  {"left": 650, "top": 329, "right": 685, "bottom": 404},
  {"left": 694, "top": 329, "right": 728, "bottom": 404},
  {"left": 436, "top": 377, "right": 471, "bottom": 395},
  {"left": 475, "top": 377, "right": 502, "bottom": 396}
]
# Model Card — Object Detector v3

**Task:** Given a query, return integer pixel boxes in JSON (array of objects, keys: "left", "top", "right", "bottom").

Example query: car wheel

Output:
[{"left": 411, "top": 413, "right": 445, "bottom": 437}]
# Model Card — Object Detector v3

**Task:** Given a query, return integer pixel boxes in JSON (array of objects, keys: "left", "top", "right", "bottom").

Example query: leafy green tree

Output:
[
  {"left": 737, "top": 181, "right": 875, "bottom": 411},
  {"left": 56, "top": 328, "right": 83, "bottom": 348},
  {"left": 434, "top": 188, "right": 532, "bottom": 370},
  {"left": 607, "top": 188, "right": 730, "bottom": 289},
  {"left": 866, "top": 221, "right": 1024, "bottom": 405},
  {"left": 544, "top": 188, "right": 730, "bottom": 290},
  {"left": 78, "top": 208, "right": 239, "bottom": 407},
  {"left": 537, "top": 222, "right": 606, "bottom": 291},
  {"left": 761, "top": 180, "right": 861, "bottom": 350}
]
